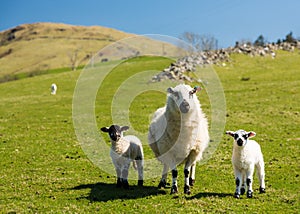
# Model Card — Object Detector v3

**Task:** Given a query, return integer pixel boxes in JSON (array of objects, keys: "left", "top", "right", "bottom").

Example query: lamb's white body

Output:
[
  {"left": 101, "top": 125, "right": 143, "bottom": 188},
  {"left": 227, "top": 130, "right": 265, "bottom": 198},
  {"left": 148, "top": 84, "right": 209, "bottom": 194},
  {"left": 110, "top": 135, "right": 144, "bottom": 182}
]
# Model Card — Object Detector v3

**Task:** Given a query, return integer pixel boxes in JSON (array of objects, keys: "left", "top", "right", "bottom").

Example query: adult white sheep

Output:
[
  {"left": 51, "top": 83, "right": 57, "bottom": 95},
  {"left": 226, "top": 130, "right": 266, "bottom": 198},
  {"left": 148, "top": 84, "right": 209, "bottom": 194},
  {"left": 101, "top": 125, "right": 144, "bottom": 189}
]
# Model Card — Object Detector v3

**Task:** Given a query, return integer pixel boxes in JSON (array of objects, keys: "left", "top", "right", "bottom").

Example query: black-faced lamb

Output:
[
  {"left": 226, "top": 130, "right": 266, "bottom": 198},
  {"left": 148, "top": 84, "right": 209, "bottom": 194},
  {"left": 101, "top": 125, "right": 144, "bottom": 188}
]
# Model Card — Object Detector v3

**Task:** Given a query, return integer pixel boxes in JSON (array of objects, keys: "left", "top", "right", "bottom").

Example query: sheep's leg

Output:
[
  {"left": 121, "top": 168, "right": 129, "bottom": 189},
  {"left": 115, "top": 167, "right": 122, "bottom": 188},
  {"left": 234, "top": 169, "right": 242, "bottom": 198},
  {"left": 121, "top": 162, "right": 130, "bottom": 189},
  {"left": 256, "top": 161, "right": 266, "bottom": 193},
  {"left": 189, "top": 163, "right": 196, "bottom": 186},
  {"left": 184, "top": 160, "right": 196, "bottom": 195},
  {"left": 170, "top": 167, "right": 178, "bottom": 194},
  {"left": 158, "top": 164, "right": 169, "bottom": 188},
  {"left": 184, "top": 167, "right": 191, "bottom": 195},
  {"left": 136, "top": 158, "right": 144, "bottom": 187},
  {"left": 246, "top": 166, "right": 255, "bottom": 198},
  {"left": 240, "top": 172, "right": 246, "bottom": 195}
]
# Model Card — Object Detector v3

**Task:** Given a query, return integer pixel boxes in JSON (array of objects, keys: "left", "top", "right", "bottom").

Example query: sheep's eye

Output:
[
  {"left": 243, "top": 134, "right": 248, "bottom": 139},
  {"left": 234, "top": 134, "right": 239, "bottom": 139},
  {"left": 174, "top": 92, "right": 179, "bottom": 99}
]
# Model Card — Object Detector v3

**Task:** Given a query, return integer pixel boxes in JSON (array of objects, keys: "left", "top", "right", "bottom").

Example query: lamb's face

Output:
[
  {"left": 101, "top": 125, "right": 129, "bottom": 141},
  {"left": 167, "top": 85, "right": 198, "bottom": 114},
  {"left": 226, "top": 130, "right": 256, "bottom": 147}
]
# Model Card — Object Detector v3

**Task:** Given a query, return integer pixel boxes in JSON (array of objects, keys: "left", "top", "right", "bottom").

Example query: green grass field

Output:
[{"left": 0, "top": 51, "right": 299, "bottom": 213}]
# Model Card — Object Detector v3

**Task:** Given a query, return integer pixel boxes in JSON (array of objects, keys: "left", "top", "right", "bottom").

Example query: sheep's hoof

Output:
[
  {"left": 189, "top": 178, "right": 195, "bottom": 186},
  {"left": 184, "top": 185, "right": 191, "bottom": 195},
  {"left": 234, "top": 192, "right": 240, "bottom": 198},
  {"left": 116, "top": 179, "right": 122, "bottom": 188},
  {"left": 158, "top": 180, "right": 167, "bottom": 189},
  {"left": 259, "top": 187, "right": 266, "bottom": 193},
  {"left": 170, "top": 185, "right": 178, "bottom": 194},
  {"left": 123, "top": 180, "right": 129, "bottom": 189},
  {"left": 240, "top": 187, "right": 246, "bottom": 195},
  {"left": 247, "top": 190, "right": 253, "bottom": 198},
  {"left": 138, "top": 180, "right": 143, "bottom": 187}
]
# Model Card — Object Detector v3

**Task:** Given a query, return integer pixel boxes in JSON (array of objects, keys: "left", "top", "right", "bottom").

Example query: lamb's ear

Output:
[
  {"left": 248, "top": 131, "right": 256, "bottom": 138},
  {"left": 167, "top": 87, "right": 174, "bottom": 94},
  {"left": 226, "top": 131, "right": 235, "bottom": 137},
  {"left": 101, "top": 127, "right": 109, "bottom": 132},
  {"left": 120, "top": 126, "right": 129, "bottom": 132}
]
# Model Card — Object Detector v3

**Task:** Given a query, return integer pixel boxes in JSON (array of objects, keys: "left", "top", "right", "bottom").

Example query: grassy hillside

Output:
[
  {"left": 0, "top": 22, "right": 134, "bottom": 81},
  {"left": 0, "top": 51, "right": 299, "bottom": 213},
  {"left": 0, "top": 23, "right": 181, "bottom": 83}
]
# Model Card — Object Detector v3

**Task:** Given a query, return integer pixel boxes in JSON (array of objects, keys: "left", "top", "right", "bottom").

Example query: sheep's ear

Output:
[
  {"left": 226, "top": 131, "right": 235, "bottom": 137},
  {"left": 248, "top": 131, "right": 256, "bottom": 138},
  {"left": 167, "top": 87, "right": 174, "bottom": 94},
  {"left": 101, "top": 127, "right": 109, "bottom": 132},
  {"left": 120, "top": 126, "right": 129, "bottom": 132}
]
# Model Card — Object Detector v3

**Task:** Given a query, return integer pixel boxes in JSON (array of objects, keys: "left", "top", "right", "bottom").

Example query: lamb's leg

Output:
[
  {"left": 158, "top": 164, "right": 169, "bottom": 188},
  {"left": 246, "top": 166, "right": 255, "bottom": 198},
  {"left": 170, "top": 167, "right": 178, "bottom": 194},
  {"left": 256, "top": 161, "right": 266, "bottom": 193},
  {"left": 241, "top": 172, "right": 246, "bottom": 195},
  {"left": 136, "top": 158, "right": 144, "bottom": 187},
  {"left": 234, "top": 168, "right": 242, "bottom": 198},
  {"left": 116, "top": 168, "right": 122, "bottom": 188},
  {"left": 121, "top": 162, "right": 130, "bottom": 189}
]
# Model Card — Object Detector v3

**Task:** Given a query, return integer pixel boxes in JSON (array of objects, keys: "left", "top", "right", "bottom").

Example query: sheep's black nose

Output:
[
  {"left": 237, "top": 138, "right": 244, "bottom": 146},
  {"left": 180, "top": 99, "right": 190, "bottom": 113}
]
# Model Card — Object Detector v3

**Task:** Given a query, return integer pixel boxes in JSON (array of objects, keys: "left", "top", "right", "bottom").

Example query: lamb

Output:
[
  {"left": 101, "top": 125, "right": 144, "bottom": 189},
  {"left": 148, "top": 84, "right": 209, "bottom": 194},
  {"left": 226, "top": 130, "right": 266, "bottom": 198},
  {"left": 51, "top": 83, "right": 57, "bottom": 95}
]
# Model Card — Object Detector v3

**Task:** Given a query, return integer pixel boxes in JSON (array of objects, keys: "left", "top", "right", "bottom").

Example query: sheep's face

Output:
[
  {"left": 101, "top": 125, "right": 129, "bottom": 142},
  {"left": 167, "top": 85, "right": 199, "bottom": 114},
  {"left": 226, "top": 130, "right": 256, "bottom": 147}
]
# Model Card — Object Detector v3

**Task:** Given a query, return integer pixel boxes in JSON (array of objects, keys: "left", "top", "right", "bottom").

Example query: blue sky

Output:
[{"left": 1, "top": 0, "right": 299, "bottom": 47}]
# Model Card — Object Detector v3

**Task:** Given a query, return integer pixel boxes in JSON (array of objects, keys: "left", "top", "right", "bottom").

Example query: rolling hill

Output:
[
  {"left": 0, "top": 22, "right": 183, "bottom": 82},
  {"left": 0, "top": 22, "right": 135, "bottom": 80}
]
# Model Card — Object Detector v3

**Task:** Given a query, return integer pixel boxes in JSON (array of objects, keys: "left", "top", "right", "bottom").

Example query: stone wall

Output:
[{"left": 151, "top": 41, "right": 300, "bottom": 82}]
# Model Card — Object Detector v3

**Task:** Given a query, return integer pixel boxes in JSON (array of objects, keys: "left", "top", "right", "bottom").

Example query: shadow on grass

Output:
[
  {"left": 187, "top": 192, "right": 233, "bottom": 199},
  {"left": 72, "top": 182, "right": 167, "bottom": 202}
]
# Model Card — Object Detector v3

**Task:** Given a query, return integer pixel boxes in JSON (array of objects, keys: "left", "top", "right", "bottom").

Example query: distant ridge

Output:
[{"left": 0, "top": 22, "right": 135, "bottom": 79}]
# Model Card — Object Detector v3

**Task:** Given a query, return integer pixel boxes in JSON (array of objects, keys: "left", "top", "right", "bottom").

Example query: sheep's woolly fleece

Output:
[{"left": 148, "top": 84, "right": 209, "bottom": 166}]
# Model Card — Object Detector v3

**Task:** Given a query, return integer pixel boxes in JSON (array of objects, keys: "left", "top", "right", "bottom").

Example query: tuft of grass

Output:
[{"left": 0, "top": 51, "right": 299, "bottom": 213}]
